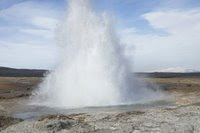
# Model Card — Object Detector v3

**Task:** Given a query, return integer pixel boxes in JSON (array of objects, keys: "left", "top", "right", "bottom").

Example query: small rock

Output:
[
  {"left": 46, "top": 120, "right": 74, "bottom": 131},
  {"left": 0, "top": 115, "right": 23, "bottom": 131}
]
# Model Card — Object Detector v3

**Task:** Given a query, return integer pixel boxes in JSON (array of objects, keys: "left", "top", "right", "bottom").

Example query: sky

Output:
[{"left": 0, "top": 0, "right": 200, "bottom": 72}]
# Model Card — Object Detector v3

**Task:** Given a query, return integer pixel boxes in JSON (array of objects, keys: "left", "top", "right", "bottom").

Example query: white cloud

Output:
[
  {"left": 143, "top": 9, "right": 200, "bottom": 35},
  {"left": 151, "top": 67, "right": 200, "bottom": 73},
  {"left": 0, "top": 41, "right": 59, "bottom": 69},
  {"left": 30, "top": 16, "right": 58, "bottom": 30},
  {"left": 0, "top": 1, "right": 60, "bottom": 35},
  {"left": 20, "top": 28, "right": 54, "bottom": 39},
  {"left": 121, "top": 9, "right": 200, "bottom": 72},
  {"left": 0, "top": 1, "right": 59, "bottom": 20},
  {"left": 0, "top": 1, "right": 61, "bottom": 69}
]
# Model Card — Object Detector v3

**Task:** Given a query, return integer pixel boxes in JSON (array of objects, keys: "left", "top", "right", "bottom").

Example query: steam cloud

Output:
[{"left": 31, "top": 0, "right": 163, "bottom": 108}]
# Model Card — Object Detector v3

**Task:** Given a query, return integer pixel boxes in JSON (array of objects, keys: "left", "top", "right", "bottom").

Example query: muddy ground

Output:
[{"left": 0, "top": 74, "right": 200, "bottom": 132}]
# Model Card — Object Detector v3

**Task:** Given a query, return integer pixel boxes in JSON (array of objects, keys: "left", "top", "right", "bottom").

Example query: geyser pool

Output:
[{"left": 31, "top": 0, "right": 163, "bottom": 108}]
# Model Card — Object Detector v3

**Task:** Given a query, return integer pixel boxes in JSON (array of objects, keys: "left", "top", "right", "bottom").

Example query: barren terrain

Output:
[{"left": 0, "top": 69, "right": 200, "bottom": 132}]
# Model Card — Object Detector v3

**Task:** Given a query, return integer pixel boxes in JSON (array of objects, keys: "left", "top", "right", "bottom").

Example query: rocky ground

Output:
[{"left": 0, "top": 75, "right": 200, "bottom": 133}]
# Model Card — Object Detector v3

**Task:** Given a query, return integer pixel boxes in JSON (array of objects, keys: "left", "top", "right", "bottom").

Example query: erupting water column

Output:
[{"left": 32, "top": 0, "right": 159, "bottom": 108}]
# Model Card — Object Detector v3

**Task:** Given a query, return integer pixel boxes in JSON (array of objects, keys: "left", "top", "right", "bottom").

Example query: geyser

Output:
[{"left": 32, "top": 0, "right": 162, "bottom": 108}]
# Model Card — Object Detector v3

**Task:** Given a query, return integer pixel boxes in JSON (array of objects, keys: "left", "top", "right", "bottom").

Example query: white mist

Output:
[{"left": 32, "top": 0, "right": 163, "bottom": 108}]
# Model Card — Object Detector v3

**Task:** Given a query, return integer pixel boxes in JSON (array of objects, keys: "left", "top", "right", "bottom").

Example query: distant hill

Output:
[
  {"left": 0, "top": 67, "right": 48, "bottom": 77},
  {"left": 0, "top": 66, "right": 200, "bottom": 78},
  {"left": 136, "top": 72, "right": 200, "bottom": 78}
]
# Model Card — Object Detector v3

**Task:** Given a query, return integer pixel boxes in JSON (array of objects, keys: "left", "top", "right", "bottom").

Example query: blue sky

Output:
[{"left": 0, "top": 0, "right": 200, "bottom": 72}]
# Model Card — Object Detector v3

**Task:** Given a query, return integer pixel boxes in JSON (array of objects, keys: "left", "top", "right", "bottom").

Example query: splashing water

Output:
[{"left": 32, "top": 0, "right": 163, "bottom": 108}]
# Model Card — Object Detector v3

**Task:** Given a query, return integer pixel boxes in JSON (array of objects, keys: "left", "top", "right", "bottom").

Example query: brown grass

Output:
[
  {"left": 144, "top": 77, "right": 200, "bottom": 93},
  {"left": 0, "top": 77, "right": 42, "bottom": 99}
]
